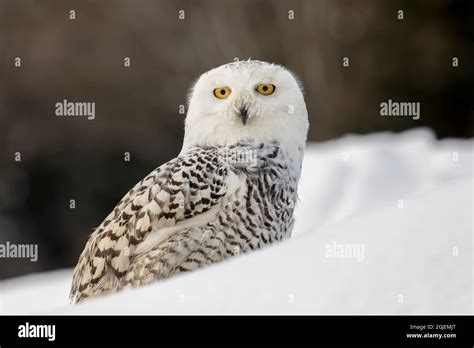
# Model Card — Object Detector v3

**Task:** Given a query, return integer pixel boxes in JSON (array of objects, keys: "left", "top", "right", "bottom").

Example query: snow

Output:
[{"left": 1, "top": 128, "right": 472, "bottom": 314}]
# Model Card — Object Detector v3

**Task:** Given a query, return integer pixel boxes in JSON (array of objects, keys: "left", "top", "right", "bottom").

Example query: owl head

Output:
[{"left": 182, "top": 60, "right": 309, "bottom": 159}]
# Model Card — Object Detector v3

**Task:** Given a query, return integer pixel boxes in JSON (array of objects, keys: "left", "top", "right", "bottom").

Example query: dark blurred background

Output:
[{"left": 0, "top": 0, "right": 473, "bottom": 280}]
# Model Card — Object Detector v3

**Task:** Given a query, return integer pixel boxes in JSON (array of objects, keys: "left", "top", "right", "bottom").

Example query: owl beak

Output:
[{"left": 239, "top": 107, "right": 249, "bottom": 125}]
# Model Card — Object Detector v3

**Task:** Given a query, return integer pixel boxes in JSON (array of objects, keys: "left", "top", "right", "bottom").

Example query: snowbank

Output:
[{"left": 1, "top": 128, "right": 472, "bottom": 314}]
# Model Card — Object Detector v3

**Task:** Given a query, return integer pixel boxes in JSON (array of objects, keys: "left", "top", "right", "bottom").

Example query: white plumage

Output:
[{"left": 70, "top": 60, "right": 309, "bottom": 302}]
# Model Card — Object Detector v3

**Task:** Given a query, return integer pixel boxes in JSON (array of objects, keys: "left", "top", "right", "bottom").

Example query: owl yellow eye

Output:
[
  {"left": 213, "top": 87, "right": 231, "bottom": 99},
  {"left": 256, "top": 84, "right": 276, "bottom": 95}
]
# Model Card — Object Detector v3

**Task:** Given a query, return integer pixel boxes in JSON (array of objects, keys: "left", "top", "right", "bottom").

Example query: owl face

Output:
[{"left": 182, "top": 61, "right": 309, "bottom": 155}]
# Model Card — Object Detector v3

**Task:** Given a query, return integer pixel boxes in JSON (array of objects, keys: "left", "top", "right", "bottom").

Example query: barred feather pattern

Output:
[{"left": 70, "top": 142, "right": 301, "bottom": 303}]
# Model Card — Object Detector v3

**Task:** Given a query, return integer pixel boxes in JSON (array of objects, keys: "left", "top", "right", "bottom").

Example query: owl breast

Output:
[{"left": 197, "top": 143, "right": 299, "bottom": 259}]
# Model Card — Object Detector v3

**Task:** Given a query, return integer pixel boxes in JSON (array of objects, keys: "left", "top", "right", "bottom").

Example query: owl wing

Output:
[{"left": 70, "top": 147, "right": 231, "bottom": 302}]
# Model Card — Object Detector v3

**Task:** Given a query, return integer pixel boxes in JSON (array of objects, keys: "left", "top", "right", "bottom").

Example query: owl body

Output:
[{"left": 71, "top": 60, "right": 309, "bottom": 302}]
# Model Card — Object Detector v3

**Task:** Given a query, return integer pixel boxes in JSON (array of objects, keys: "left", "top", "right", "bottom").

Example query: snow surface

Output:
[{"left": 0, "top": 128, "right": 472, "bottom": 314}]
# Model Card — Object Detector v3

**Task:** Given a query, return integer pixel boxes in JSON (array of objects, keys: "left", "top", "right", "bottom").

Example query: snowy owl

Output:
[{"left": 70, "top": 60, "right": 309, "bottom": 302}]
